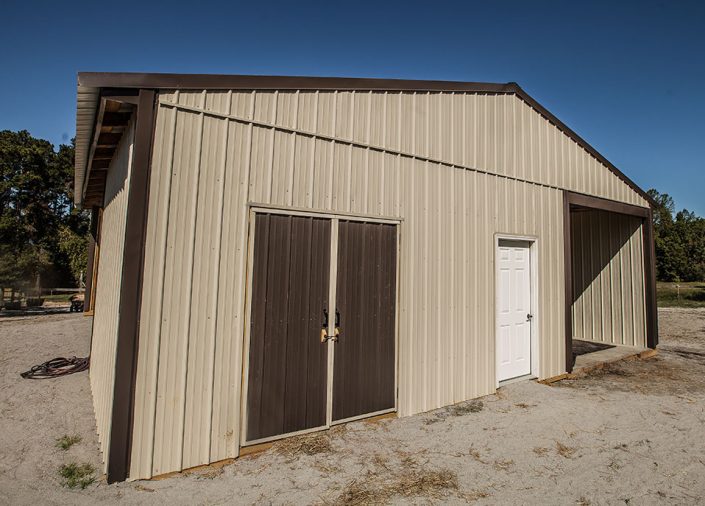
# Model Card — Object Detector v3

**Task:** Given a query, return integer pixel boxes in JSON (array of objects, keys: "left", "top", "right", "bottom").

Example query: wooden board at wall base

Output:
[
  {"left": 360, "top": 411, "right": 398, "bottom": 424},
  {"left": 238, "top": 441, "right": 274, "bottom": 457},
  {"left": 538, "top": 349, "right": 659, "bottom": 385},
  {"left": 148, "top": 458, "right": 237, "bottom": 481}
]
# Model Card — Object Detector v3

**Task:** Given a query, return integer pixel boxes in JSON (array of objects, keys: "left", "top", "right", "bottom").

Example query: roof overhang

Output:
[
  {"left": 75, "top": 83, "right": 138, "bottom": 207},
  {"left": 74, "top": 72, "right": 655, "bottom": 208}
]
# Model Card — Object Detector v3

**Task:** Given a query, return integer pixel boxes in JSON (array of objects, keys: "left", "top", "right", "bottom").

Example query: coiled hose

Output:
[{"left": 20, "top": 356, "right": 90, "bottom": 379}]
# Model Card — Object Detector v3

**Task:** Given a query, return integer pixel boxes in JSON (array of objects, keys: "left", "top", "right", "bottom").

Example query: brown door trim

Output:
[
  {"left": 563, "top": 191, "right": 658, "bottom": 373},
  {"left": 107, "top": 89, "right": 157, "bottom": 483}
]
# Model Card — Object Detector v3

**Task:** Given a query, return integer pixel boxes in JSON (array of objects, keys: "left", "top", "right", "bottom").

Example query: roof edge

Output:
[
  {"left": 511, "top": 84, "right": 656, "bottom": 208},
  {"left": 74, "top": 72, "right": 655, "bottom": 208},
  {"left": 78, "top": 72, "right": 519, "bottom": 93}
]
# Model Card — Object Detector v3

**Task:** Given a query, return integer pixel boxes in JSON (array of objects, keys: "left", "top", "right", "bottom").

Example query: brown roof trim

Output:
[
  {"left": 75, "top": 72, "right": 655, "bottom": 207},
  {"left": 78, "top": 72, "right": 518, "bottom": 93},
  {"left": 513, "top": 85, "right": 656, "bottom": 208}
]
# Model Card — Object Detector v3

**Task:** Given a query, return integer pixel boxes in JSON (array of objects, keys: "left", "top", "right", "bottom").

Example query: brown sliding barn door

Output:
[
  {"left": 333, "top": 221, "right": 397, "bottom": 422},
  {"left": 246, "top": 214, "right": 331, "bottom": 441}
]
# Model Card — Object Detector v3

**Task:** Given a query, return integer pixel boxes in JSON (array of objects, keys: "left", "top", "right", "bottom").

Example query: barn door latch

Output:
[
  {"left": 321, "top": 308, "right": 329, "bottom": 342},
  {"left": 321, "top": 308, "right": 341, "bottom": 343}
]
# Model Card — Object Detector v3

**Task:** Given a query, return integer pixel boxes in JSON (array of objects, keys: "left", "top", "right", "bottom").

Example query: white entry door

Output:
[{"left": 496, "top": 240, "right": 532, "bottom": 382}]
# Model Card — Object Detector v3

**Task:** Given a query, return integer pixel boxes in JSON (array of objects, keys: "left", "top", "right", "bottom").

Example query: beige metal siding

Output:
[
  {"left": 571, "top": 210, "right": 647, "bottom": 347},
  {"left": 129, "top": 89, "right": 648, "bottom": 479},
  {"left": 89, "top": 120, "right": 134, "bottom": 472}
]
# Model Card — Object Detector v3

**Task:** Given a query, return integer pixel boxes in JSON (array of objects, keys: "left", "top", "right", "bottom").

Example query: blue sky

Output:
[{"left": 1, "top": 0, "right": 703, "bottom": 214}]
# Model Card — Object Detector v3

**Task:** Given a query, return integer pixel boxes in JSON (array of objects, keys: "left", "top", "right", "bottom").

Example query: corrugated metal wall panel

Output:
[
  {"left": 571, "top": 210, "right": 646, "bottom": 347},
  {"left": 89, "top": 119, "right": 135, "bottom": 473},
  {"left": 128, "top": 88, "right": 648, "bottom": 479}
]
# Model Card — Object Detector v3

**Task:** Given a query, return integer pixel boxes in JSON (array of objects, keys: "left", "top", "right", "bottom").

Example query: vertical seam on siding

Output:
[
  {"left": 147, "top": 93, "right": 179, "bottom": 478},
  {"left": 178, "top": 90, "right": 207, "bottom": 470},
  {"left": 206, "top": 90, "right": 232, "bottom": 462}
]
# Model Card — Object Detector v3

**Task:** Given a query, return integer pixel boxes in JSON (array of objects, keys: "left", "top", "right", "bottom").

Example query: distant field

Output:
[{"left": 657, "top": 281, "right": 705, "bottom": 308}]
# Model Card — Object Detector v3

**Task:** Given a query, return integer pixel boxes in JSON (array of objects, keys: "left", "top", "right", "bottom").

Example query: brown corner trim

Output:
[
  {"left": 642, "top": 208, "right": 659, "bottom": 348},
  {"left": 563, "top": 193, "right": 574, "bottom": 373},
  {"left": 107, "top": 89, "right": 157, "bottom": 483}
]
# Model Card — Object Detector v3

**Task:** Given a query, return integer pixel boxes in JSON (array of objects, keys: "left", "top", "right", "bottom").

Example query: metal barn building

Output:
[{"left": 75, "top": 73, "right": 657, "bottom": 483}]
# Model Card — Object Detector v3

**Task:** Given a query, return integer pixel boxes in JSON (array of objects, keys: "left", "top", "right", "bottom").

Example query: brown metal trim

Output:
[
  {"left": 76, "top": 72, "right": 654, "bottom": 207},
  {"left": 564, "top": 191, "right": 650, "bottom": 218},
  {"left": 83, "top": 207, "right": 99, "bottom": 314},
  {"left": 563, "top": 193, "right": 574, "bottom": 373},
  {"left": 643, "top": 208, "right": 659, "bottom": 348},
  {"left": 512, "top": 87, "right": 656, "bottom": 208},
  {"left": 107, "top": 89, "right": 157, "bottom": 483},
  {"left": 78, "top": 72, "right": 517, "bottom": 93}
]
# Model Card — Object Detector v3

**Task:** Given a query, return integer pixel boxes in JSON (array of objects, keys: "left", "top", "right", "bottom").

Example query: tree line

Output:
[
  {"left": 0, "top": 130, "right": 702, "bottom": 295},
  {"left": 648, "top": 189, "right": 705, "bottom": 282},
  {"left": 0, "top": 130, "right": 89, "bottom": 293}
]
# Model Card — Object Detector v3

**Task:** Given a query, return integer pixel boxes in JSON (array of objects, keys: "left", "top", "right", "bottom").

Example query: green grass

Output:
[
  {"left": 56, "top": 434, "right": 82, "bottom": 450},
  {"left": 58, "top": 462, "right": 95, "bottom": 489},
  {"left": 657, "top": 282, "right": 705, "bottom": 308}
]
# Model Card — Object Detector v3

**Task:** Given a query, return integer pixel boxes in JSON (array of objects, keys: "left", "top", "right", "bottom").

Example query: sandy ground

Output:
[{"left": 1, "top": 309, "right": 705, "bottom": 505}]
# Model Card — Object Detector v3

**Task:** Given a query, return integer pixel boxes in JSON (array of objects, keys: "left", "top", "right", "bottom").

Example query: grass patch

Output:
[
  {"left": 56, "top": 434, "right": 82, "bottom": 450},
  {"left": 533, "top": 447, "right": 550, "bottom": 456},
  {"left": 273, "top": 431, "right": 332, "bottom": 457},
  {"left": 336, "top": 468, "right": 459, "bottom": 505},
  {"left": 556, "top": 441, "right": 577, "bottom": 458},
  {"left": 448, "top": 400, "right": 484, "bottom": 415},
  {"left": 58, "top": 462, "right": 95, "bottom": 489},
  {"left": 657, "top": 282, "right": 705, "bottom": 308}
]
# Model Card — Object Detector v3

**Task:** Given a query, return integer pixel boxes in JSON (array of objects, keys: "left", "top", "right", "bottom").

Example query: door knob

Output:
[{"left": 526, "top": 313, "right": 533, "bottom": 322}]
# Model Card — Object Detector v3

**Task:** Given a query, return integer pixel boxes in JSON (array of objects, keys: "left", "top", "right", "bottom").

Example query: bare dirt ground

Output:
[{"left": 1, "top": 308, "right": 705, "bottom": 505}]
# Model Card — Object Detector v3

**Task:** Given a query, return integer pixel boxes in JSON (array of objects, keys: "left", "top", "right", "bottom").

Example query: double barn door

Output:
[{"left": 245, "top": 213, "right": 397, "bottom": 444}]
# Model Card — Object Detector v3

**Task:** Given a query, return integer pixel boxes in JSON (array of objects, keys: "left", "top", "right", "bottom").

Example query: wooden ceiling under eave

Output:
[{"left": 83, "top": 98, "right": 134, "bottom": 208}]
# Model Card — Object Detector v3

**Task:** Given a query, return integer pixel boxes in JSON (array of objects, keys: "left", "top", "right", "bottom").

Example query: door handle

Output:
[
  {"left": 321, "top": 308, "right": 329, "bottom": 343},
  {"left": 526, "top": 313, "right": 533, "bottom": 322}
]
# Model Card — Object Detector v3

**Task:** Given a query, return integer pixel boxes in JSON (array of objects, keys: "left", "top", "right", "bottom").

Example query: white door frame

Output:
[
  {"left": 239, "top": 205, "right": 401, "bottom": 447},
  {"left": 494, "top": 234, "right": 540, "bottom": 387}
]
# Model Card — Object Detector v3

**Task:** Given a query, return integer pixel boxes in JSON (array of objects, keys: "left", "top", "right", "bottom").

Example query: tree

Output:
[
  {"left": 648, "top": 188, "right": 705, "bottom": 282},
  {"left": 0, "top": 130, "right": 89, "bottom": 291}
]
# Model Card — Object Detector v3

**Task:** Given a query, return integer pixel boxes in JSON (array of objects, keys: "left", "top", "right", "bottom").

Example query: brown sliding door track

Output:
[{"left": 562, "top": 191, "right": 658, "bottom": 374}]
